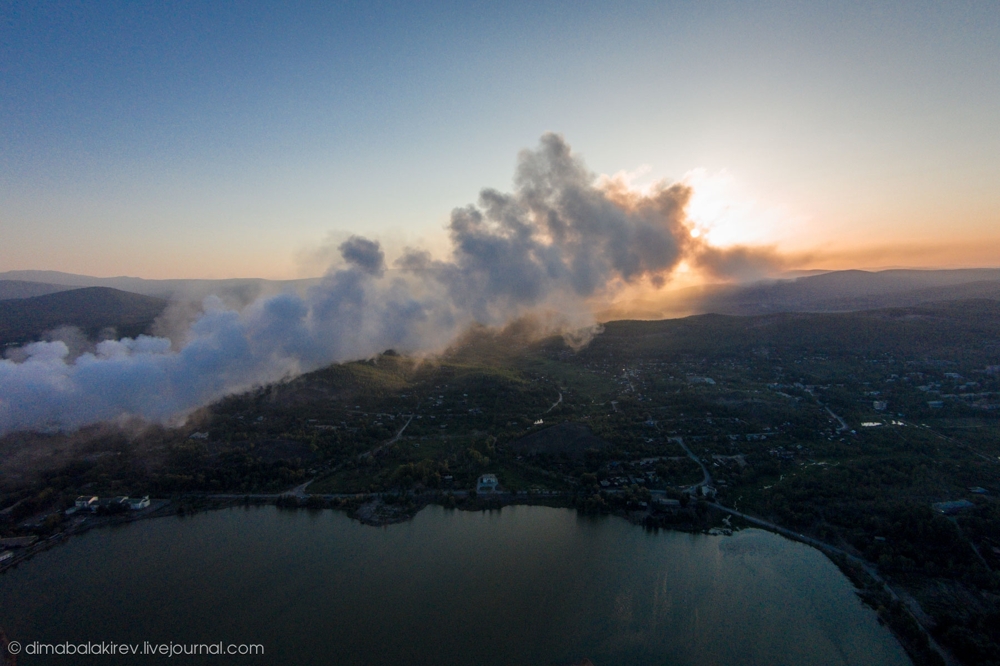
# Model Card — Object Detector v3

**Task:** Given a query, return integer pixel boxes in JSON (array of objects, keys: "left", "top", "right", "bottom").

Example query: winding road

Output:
[
  {"left": 824, "top": 406, "right": 850, "bottom": 433},
  {"left": 665, "top": 435, "right": 712, "bottom": 493}
]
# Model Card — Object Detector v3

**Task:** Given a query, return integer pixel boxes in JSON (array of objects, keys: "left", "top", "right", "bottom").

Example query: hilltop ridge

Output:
[{"left": 0, "top": 287, "right": 168, "bottom": 348}]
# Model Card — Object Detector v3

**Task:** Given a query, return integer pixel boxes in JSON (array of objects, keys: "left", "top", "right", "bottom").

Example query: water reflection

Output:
[{"left": 0, "top": 505, "right": 910, "bottom": 665}]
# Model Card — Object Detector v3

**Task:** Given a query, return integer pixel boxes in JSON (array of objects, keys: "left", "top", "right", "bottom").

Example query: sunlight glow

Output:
[{"left": 683, "top": 169, "right": 800, "bottom": 249}]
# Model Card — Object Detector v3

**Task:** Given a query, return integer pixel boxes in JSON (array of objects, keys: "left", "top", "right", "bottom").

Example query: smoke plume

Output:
[{"left": 0, "top": 133, "right": 779, "bottom": 435}]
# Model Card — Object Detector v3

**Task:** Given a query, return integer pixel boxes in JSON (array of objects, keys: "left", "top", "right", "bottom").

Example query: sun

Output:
[{"left": 683, "top": 169, "right": 796, "bottom": 249}]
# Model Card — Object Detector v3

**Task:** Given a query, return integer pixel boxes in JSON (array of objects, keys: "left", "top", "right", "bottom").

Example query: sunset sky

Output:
[{"left": 2, "top": 1, "right": 998, "bottom": 280}]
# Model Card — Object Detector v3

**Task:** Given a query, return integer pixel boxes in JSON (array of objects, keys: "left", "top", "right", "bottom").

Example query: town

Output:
[{"left": 2, "top": 301, "right": 1000, "bottom": 664}]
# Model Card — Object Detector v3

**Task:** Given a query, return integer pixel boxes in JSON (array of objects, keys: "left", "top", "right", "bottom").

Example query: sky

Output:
[{"left": 2, "top": 0, "right": 999, "bottom": 280}]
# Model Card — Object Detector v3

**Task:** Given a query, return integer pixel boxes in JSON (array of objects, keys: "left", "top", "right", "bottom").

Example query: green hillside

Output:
[
  {"left": 4, "top": 298, "right": 1000, "bottom": 664},
  {"left": 0, "top": 287, "right": 168, "bottom": 348}
]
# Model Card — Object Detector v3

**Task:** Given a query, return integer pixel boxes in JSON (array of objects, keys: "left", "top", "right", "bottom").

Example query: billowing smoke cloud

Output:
[
  {"left": 398, "top": 133, "right": 693, "bottom": 323},
  {"left": 0, "top": 133, "right": 778, "bottom": 435}
]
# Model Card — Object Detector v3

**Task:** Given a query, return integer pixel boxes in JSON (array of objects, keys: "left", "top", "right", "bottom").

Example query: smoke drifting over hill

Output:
[{"left": 0, "top": 134, "right": 779, "bottom": 434}]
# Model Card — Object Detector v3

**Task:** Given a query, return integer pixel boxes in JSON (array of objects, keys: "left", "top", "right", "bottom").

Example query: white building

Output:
[
  {"left": 75, "top": 496, "right": 98, "bottom": 510},
  {"left": 476, "top": 474, "right": 499, "bottom": 493}
]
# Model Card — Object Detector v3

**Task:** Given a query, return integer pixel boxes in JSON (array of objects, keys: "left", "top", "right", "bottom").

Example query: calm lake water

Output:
[{"left": 0, "top": 505, "right": 910, "bottom": 665}]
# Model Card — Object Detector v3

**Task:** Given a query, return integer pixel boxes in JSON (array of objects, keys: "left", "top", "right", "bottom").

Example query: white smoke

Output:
[{"left": 0, "top": 133, "right": 770, "bottom": 435}]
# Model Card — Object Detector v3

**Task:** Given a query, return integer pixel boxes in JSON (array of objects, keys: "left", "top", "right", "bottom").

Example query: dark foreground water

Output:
[{"left": 0, "top": 505, "right": 909, "bottom": 665}]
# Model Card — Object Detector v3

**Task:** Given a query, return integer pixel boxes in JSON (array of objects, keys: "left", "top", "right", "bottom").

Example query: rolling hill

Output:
[{"left": 0, "top": 287, "right": 168, "bottom": 348}]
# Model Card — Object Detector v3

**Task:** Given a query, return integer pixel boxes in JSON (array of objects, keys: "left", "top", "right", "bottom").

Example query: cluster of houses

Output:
[
  {"left": 601, "top": 460, "right": 661, "bottom": 488},
  {"left": 768, "top": 446, "right": 796, "bottom": 460},
  {"left": 600, "top": 476, "right": 645, "bottom": 488},
  {"left": 71, "top": 495, "right": 150, "bottom": 514}
]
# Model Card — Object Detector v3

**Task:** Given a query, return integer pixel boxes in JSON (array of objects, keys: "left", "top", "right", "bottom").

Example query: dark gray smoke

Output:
[
  {"left": 0, "top": 133, "right": 767, "bottom": 435},
  {"left": 339, "top": 236, "right": 386, "bottom": 277}
]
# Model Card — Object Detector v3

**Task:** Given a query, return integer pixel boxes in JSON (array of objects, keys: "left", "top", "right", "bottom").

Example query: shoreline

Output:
[{"left": 1, "top": 490, "right": 949, "bottom": 666}]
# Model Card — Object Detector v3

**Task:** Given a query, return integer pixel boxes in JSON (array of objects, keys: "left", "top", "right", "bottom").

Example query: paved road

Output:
[
  {"left": 287, "top": 479, "right": 315, "bottom": 498},
  {"left": 804, "top": 387, "right": 851, "bottom": 433},
  {"left": 824, "top": 406, "right": 850, "bottom": 433},
  {"left": 668, "top": 436, "right": 713, "bottom": 492},
  {"left": 283, "top": 415, "right": 416, "bottom": 496},
  {"left": 358, "top": 414, "right": 414, "bottom": 460},
  {"left": 710, "top": 502, "right": 862, "bottom": 567}
]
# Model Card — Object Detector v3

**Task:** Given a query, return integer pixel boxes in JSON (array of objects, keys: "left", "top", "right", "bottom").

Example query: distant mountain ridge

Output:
[
  {"left": 0, "top": 279, "right": 74, "bottom": 300},
  {"left": 2, "top": 268, "right": 1000, "bottom": 340},
  {"left": 597, "top": 268, "right": 1000, "bottom": 319},
  {"left": 0, "top": 270, "right": 319, "bottom": 303},
  {"left": 0, "top": 287, "right": 168, "bottom": 348},
  {"left": 705, "top": 268, "right": 1000, "bottom": 311}
]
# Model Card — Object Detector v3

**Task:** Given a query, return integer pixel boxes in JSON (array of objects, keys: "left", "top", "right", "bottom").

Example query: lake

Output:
[{"left": 0, "top": 504, "right": 910, "bottom": 665}]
